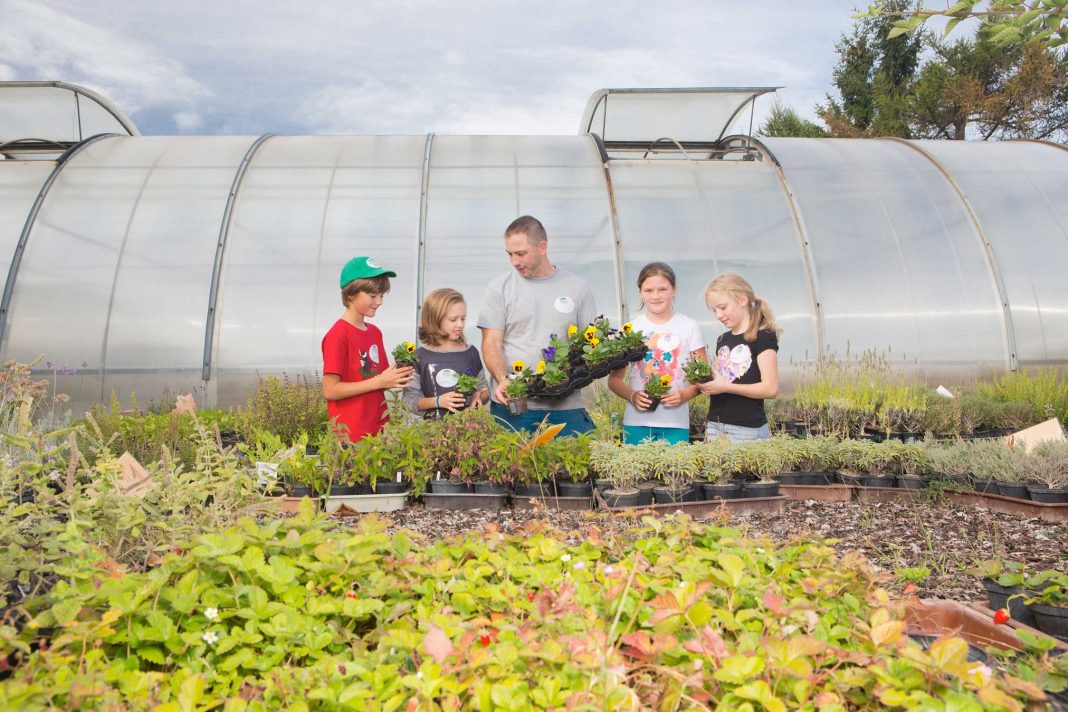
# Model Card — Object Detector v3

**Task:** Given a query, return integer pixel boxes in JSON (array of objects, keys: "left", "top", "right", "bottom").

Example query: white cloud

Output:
[
  {"left": 174, "top": 111, "right": 203, "bottom": 133},
  {"left": 0, "top": 64, "right": 15, "bottom": 81},
  {"left": 3, "top": 0, "right": 209, "bottom": 119}
]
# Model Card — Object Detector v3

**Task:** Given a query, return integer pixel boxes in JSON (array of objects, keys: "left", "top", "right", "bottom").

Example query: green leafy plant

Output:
[
  {"left": 682, "top": 358, "right": 712, "bottom": 384},
  {"left": 235, "top": 373, "right": 328, "bottom": 445},
  {"left": 454, "top": 371, "right": 480, "bottom": 396},
  {"left": 391, "top": 340, "right": 419, "bottom": 368},
  {"left": 643, "top": 374, "right": 672, "bottom": 399}
]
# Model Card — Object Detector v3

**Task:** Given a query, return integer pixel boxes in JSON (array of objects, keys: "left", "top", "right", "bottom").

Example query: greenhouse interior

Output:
[{"left": 1, "top": 81, "right": 1067, "bottom": 412}]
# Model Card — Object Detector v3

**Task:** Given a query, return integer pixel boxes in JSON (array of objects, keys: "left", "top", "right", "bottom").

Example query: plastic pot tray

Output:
[
  {"left": 906, "top": 599, "right": 1068, "bottom": 654},
  {"left": 779, "top": 484, "right": 853, "bottom": 503},
  {"left": 599, "top": 494, "right": 787, "bottom": 516},
  {"left": 423, "top": 493, "right": 509, "bottom": 511},
  {"left": 512, "top": 495, "right": 592, "bottom": 511},
  {"left": 324, "top": 492, "right": 408, "bottom": 514},
  {"left": 947, "top": 491, "right": 1068, "bottom": 523}
]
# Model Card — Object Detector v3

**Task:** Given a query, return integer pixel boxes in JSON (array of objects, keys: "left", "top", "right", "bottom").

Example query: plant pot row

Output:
[{"left": 594, "top": 479, "right": 781, "bottom": 507}]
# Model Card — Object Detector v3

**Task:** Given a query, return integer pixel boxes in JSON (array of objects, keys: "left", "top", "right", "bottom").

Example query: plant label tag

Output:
[
  {"left": 935, "top": 385, "right": 954, "bottom": 399},
  {"left": 117, "top": 452, "right": 152, "bottom": 497}
]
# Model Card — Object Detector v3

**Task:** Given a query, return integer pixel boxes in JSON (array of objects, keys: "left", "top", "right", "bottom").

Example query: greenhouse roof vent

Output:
[
  {"left": 580, "top": 87, "right": 780, "bottom": 160},
  {"left": 0, "top": 81, "right": 139, "bottom": 160}
]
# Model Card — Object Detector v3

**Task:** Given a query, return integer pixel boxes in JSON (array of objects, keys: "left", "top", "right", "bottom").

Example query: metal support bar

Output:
[
  {"left": 586, "top": 134, "right": 628, "bottom": 323},
  {"left": 201, "top": 133, "right": 276, "bottom": 381},
  {"left": 749, "top": 138, "right": 825, "bottom": 360},
  {"left": 415, "top": 133, "right": 434, "bottom": 338},
  {"left": 0, "top": 133, "right": 119, "bottom": 354},
  {"left": 886, "top": 137, "right": 1018, "bottom": 372}
]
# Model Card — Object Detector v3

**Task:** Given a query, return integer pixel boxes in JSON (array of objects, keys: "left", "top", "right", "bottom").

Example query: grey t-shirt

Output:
[
  {"left": 401, "top": 345, "right": 486, "bottom": 418},
  {"left": 478, "top": 267, "right": 597, "bottom": 411}
]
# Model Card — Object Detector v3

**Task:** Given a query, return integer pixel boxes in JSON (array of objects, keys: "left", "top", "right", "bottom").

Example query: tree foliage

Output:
[
  {"left": 757, "top": 102, "right": 827, "bottom": 138},
  {"left": 820, "top": 4, "right": 1068, "bottom": 142},
  {"left": 861, "top": 1, "right": 1068, "bottom": 50}
]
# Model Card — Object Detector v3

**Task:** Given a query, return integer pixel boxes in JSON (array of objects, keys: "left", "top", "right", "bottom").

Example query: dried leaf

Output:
[{"left": 423, "top": 624, "right": 452, "bottom": 664}]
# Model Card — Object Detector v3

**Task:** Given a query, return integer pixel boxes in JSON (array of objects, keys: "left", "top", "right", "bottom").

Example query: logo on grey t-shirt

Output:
[
  {"left": 435, "top": 368, "right": 459, "bottom": 388},
  {"left": 553, "top": 296, "right": 575, "bottom": 314}
]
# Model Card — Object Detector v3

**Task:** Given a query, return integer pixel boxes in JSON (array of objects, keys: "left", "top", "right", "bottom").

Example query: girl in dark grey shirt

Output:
[{"left": 403, "top": 288, "right": 488, "bottom": 418}]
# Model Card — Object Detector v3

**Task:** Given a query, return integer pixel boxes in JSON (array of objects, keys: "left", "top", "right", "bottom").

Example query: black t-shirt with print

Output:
[{"left": 707, "top": 328, "right": 779, "bottom": 428}]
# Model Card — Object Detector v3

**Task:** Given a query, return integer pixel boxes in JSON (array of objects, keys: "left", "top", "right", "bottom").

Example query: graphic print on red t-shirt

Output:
[{"left": 321, "top": 319, "right": 387, "bottom": 442}]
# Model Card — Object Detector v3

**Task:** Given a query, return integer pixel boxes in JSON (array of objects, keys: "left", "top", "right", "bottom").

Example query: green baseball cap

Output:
[{"left": 339, "top": 256, "right": 397, "bottom": 288}]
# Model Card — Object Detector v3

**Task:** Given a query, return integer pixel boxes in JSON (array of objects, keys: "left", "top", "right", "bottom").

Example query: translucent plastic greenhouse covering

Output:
[{"left": 1, "top": 130, "right": 1066, "bottom": 411}]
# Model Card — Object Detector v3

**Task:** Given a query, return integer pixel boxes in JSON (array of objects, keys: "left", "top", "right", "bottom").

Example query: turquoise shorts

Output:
[{"left": 622, "top": 425, "right": 690, "bottom": 445}]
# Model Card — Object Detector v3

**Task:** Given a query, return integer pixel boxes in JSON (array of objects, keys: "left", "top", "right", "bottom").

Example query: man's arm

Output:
[{"left": 480, "top": 327, "right": 509, "bottom": 403}]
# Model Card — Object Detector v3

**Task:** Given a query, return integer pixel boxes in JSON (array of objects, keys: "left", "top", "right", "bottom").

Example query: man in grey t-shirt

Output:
[{"left": 478, "top": 215, "right": 597, "bottom": 436}]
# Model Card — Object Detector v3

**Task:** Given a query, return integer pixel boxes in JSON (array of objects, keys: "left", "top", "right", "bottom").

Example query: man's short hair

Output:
[{"left": 504, "top": 215, "right": 547, "bottom": 245}]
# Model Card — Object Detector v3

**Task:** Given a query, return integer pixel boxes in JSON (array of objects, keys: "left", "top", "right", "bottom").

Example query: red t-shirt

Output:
[{"left": 321, "top": 319, "right": 388, "bottom": 441}]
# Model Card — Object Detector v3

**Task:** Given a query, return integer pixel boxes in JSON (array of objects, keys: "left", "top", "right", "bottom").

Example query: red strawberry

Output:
[
  {"left": 346, "top": 591, "right": 357, "bottom": 599},
  {"left": 479, "top": 633, "right": 491, "bottom": 647},
  {"left": 994, "top": 608, "right": 1010, "bottom": 624},
  {"left": 527, "top": 591, "right": 535, "bottom": 602}
]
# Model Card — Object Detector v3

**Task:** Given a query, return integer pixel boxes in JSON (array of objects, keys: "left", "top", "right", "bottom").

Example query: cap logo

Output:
[{"left": 366, "top": 258, "right": 381, "bottom": 268}]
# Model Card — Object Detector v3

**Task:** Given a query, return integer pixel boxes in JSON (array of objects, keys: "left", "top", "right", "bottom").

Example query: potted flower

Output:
[
  {"left": 698, "top": 438, "right": 740, "bottom": 500},
  {"left": 642, "top": 374, "right": 672, "bottom": 412},
  {"left": 1025, "top": 569, "right": 1068, "bottom": 640},
  {"left": 833, "top": 439, "right": 881, "bottom": 488},
  {"left": 650, "top": 441, "right": 699, "bottom": 504},
  {"left": 682, "top": 358, "right": 713, "bottom": 385},
  {"left": 454, "top": 369, "right": 481, "bottom": 408},
  {"left": 554, "top": 434, "right": 593, "bottom": 498},
  {"left": 619, "top": 321, "right": 647, "bottom": 363},
  {"left": 1024, "top": 442, "right": 1068, "bottom": 504},
  {"left": 505, "top": 361, "right": 532, "bottom": 415},
  {"left": 967, "top": 559, "right": 1036, "bottom": 627},
  {"left": 537, "top": 358, "right": 570, "bottom": 396},
  {"left": 391, "top": 341, "right": 419, "bottom": 368}
]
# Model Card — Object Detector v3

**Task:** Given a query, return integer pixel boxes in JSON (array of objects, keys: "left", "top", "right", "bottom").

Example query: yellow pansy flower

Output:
[
  {"left": 622, "top": 322, "right": 633, "bottom": 334},
  {"left": 567, "top": 324, "right": 578, "bottom": 338},
  {"left": 536, "top": 360, "right": 546, "bottom": 374},
  {"left": 583, "top": 325, "right": 598, "bottom": 342},
  {"left": 590, "top": 337, "right": 600, "bottom": 346},
  {"left": 404, "top": 341, "right": 417, "bottom": 354},
  {"left": 659, "top": 374, "right": 672, "bottom": 387},
  {"left": 511, "top": 360, "right": 525, "bottom": 373}
]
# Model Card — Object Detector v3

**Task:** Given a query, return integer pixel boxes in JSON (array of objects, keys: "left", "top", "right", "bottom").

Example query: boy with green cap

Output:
[{"left": 321, "top": 256, "right": 414, "bottom": 442}]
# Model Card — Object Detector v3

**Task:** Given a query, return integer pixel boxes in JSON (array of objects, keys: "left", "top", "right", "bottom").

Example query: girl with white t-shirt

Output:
[{"left": 607, "top": 262, "right": 708, "bottom": 445}]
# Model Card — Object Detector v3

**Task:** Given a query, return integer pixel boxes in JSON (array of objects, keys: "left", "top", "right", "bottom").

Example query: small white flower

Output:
[
  {"left": 969, "top": 663, "right": 992, "bottom": 683},
  {"left": 416, "top": 671, "right": 424, "bottom": 679},
  {"left": 574, "top": 561, "right": 586, "bottom": 571},
  {"left": 561, "top": 554, "right": 572, "bottom": 562},
  {"left": 204, "top": 607, "right": 219, "bottom": 620},
  {"left": 202, "top": 630, "right": 218, "bottom": 645},
  {"left": 603, "top": 566, "right": 615, "bottom": 575}
]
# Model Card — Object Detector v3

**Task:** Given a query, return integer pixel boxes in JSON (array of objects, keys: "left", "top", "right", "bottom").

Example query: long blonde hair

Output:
[
  {"left": 419, "top": 288, "right": 466, "bottom": 346},
  {"left": 704, "top": 272, "right": 780, "bottom": 343}
]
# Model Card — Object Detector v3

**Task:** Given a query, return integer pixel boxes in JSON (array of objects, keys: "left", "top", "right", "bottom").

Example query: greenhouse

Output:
[
  {"left": 1, "top": 82, "right": 1067, "bottom": 411},
  {"left": 3, "top": 82, "right": 1068, "bottom": 711}
]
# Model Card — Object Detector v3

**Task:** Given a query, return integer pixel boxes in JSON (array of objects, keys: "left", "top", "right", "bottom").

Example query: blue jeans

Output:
[
  {"left": 706, "top": 421, "right": 770, "bottom": 443},
  {"left": 490, "top": 401, "right": 594, "bottom": 437}
]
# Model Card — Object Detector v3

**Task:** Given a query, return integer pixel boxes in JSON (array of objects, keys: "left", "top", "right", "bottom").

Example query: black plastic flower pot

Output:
[
  {"left": 858, "top": 430, "right": 886, "bottom": 443},
  {"left": 645, "top": 396, "right": 661, "bottom": 412},
  {"left": 1031, "top": 603, "right": 1068, "bottom": 641},
  {"left": 837, "top": 473, "right": 864, "bottom": 487},
  {"left": 774, "top": 472, "right": 809, "bottom": 486},
  {"left": 934, "top": 473, "right": 972, "bottom": 487},
  {"left": 608, "top": 355, "right": 630, "bottom": 372},
  {"left": 372, "top": 480, "right": 410, "bottom": 495},
  {"left": 603, "top": 490, "right": 640, "bottom": 508},
  {"left": 325, "top": 484, "right": 361, "bottom": 495},
  {"left": 742, "top": 481, "right": 780, "bottom": 498},
  {"left": 797, "top": 471, "right": 836, "bottom": 486},
  {"left": 473, "top": 481, "right": 510, "bottom": 495},
  {"left": 637, "top": 482, "right": 657, "bottom": 506},
  {"left": 702, "top": 482, "right": 742, "bottom": 500},
  {"left": 626, "top": 348, "right": 646, "bottom": 363},
  {"left": 981, "top": 578, "right": 1036, "bottom": 627},
  {"left": 971, "top": 479, "right": 998, "bottom": 494},
  {"left": 896, "top": 431, "right": 924, "bottom": 443},
  {"left": 287, "top": 484, "right": 317, "bottom": 498},
  {"left": 569, "top": 371, "right": 594, "bottom": 390},
  {"left": 507, "top": 397, "right": 529, "bottom": 416},
  {"left": 589, "top": 361, "right": 613, "bottom": 379},
  {"left": 429, "top": 480, "right": 473, "bottom": 494},
  {"left": 594, "top": 478, "right": 613, "bottom": 496},
  {"left": 652, "top": 486, "right": 690, "bottom": 505},
  {"left": 1026, "top": 486, "right": 1068, "bottom": 504},
  {"left": 515, "top": 481, "right": 556, "bottom": 497},
  {"left": 896, "top": 475, "right": 925, "bottom": 491},
  {"left": 557, "top": 480, "right": 592, "bottom": 497},
  {"left": 995, "top": 481, "right": 1030, "bottom": 500},
  {"left": 860, "top": 475, "right": 893, "bottom": 488}
]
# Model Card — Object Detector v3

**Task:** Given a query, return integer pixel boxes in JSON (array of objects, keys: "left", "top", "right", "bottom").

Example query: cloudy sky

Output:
[{"left": 3, "top": 0, "right": 864, "bottom": 137}]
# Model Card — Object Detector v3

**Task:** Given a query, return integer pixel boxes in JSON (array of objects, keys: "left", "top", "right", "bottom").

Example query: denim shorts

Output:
[{"left": 706, "top": 421, "right": 771, "bottom": 443}]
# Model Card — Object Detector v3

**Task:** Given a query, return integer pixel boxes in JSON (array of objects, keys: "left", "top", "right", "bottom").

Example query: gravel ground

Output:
[{"left": 341, "top": 500, "right": 1067, "bottom": 602}]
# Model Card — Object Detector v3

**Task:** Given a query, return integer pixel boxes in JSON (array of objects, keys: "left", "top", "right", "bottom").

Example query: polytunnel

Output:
[{"left": 2, "top": 82, "right": 1067, "bottom": 412}]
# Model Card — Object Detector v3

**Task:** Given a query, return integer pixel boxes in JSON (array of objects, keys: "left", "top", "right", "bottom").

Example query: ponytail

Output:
[{"left": 705, "top": 272, "right": 781, "bottom": 343}]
